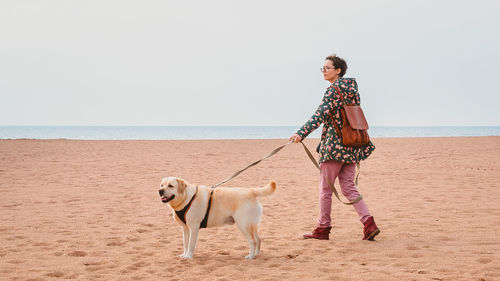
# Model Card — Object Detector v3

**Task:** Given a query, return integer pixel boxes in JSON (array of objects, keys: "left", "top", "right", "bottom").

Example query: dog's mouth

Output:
[{"left": 161, "top": 194, "right": 175, "bottom": 203}]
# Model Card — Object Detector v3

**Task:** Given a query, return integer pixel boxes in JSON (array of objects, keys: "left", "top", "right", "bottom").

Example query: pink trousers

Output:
[{"left": 318, "top": 160, "right": 371, "bottom": 228}]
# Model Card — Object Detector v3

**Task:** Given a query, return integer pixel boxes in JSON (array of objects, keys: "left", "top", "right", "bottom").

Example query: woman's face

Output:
[{"left": 322, "top": 59, "right": 341, "bottom": 82}]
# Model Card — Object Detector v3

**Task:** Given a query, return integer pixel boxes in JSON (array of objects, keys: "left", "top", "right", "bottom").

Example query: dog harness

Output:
[
  {"left": 200, "top": 189, "right": 213, "bottom": 228},
  {"left": 175, "top": 186, "right": 213, "bottom": 229}
]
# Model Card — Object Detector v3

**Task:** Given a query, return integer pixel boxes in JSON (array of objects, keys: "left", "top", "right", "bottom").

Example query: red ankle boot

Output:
[
  {"left": 303, "top": 227, "right": 332, "bottom": 240},
  {"left": 362, "top": 216, "right": 380, "bottom": 241}
]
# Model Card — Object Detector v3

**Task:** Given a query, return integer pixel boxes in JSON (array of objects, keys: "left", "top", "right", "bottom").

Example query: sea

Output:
[{"left": 0, "top": 126, "right": 499, "bottom": 140}]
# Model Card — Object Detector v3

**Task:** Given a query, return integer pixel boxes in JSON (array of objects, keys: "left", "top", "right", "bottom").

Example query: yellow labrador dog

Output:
[{"left": 158, "top": 177, "right": 276, "bottom": 259}]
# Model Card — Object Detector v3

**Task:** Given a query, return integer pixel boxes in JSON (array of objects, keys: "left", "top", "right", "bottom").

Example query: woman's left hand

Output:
[{"left": 289, "top": 134, "right": 302, "bottom": 143}]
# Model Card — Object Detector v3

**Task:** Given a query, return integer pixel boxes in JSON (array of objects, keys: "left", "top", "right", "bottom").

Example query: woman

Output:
[{"left": 289, "top": 54, "right": 380, "bottom": 241}]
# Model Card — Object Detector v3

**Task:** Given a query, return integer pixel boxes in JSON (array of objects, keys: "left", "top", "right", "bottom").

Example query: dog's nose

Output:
[{"left": 159, "top": 189, "right": 164, "bottom": 196}]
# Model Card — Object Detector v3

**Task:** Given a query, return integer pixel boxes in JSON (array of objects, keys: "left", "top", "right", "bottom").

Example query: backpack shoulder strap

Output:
[
  {"left": 334, "top": 85, "right": 345, "bottom": 104},
  {"left": 331, "top": 85, "right": 343, "bottom": 138}
]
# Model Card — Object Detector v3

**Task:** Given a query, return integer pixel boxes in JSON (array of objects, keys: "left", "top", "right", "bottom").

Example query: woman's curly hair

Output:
[{"left": 325, "top": 54, "right": 348, "bottom": 78}]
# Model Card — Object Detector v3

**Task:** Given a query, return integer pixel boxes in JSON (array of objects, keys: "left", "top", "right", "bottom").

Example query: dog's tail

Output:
[{"left": 251, "top": 181, "right": 277, "bottom": 197}]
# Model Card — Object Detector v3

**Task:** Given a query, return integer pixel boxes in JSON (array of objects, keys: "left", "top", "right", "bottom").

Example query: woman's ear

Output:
[
  {"left": 176, "top": 178, "right": 187, "bottom": 193},
  {"left": 336, "top": 68, "right": 342, "bottom": 76}
]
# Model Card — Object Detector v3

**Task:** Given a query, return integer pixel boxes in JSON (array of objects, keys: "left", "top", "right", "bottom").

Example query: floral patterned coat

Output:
[{"left": 296, "top": 78, "right": 375, "bottom": 164}]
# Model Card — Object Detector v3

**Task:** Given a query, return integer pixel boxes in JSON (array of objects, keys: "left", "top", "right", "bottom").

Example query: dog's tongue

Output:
[{"left": 161, "top": 194, "right": 175, "bottom": 203}]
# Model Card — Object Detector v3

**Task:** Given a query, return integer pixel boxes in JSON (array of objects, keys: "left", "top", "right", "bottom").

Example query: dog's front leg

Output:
[
  {"left": 183, "top": 225, "right": 200, "bottom": 259},
  {"left": 179, "top": 224, "right": 189, "bottom": 258}
]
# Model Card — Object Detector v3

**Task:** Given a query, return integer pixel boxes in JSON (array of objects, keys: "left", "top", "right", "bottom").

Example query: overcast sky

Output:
[{"left": 1, "top": 0, "right": 499, "bottom": 126}]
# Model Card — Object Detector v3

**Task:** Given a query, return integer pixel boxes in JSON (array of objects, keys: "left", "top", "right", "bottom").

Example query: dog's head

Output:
[{"left": 158, "top": 177, "right": 188, "bottom": 204}]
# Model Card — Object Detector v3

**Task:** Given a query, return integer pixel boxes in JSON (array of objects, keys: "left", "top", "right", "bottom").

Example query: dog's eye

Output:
[{"left": 168, "top": 184, "right": 173, "bottom": 188}]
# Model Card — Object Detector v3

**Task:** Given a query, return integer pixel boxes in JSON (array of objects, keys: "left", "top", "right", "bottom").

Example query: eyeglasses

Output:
[{"left": 320, "top": 66, "right": 335, "bottom": 72}]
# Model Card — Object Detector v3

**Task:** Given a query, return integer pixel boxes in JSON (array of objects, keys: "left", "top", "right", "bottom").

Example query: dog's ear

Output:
[{"left": 176, "top": 178, "right": 187, "bottom": 193}]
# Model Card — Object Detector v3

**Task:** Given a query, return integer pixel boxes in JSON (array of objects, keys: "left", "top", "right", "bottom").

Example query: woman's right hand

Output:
[{"left": 289, "top": 134, "right": 302, "bottom": 143}]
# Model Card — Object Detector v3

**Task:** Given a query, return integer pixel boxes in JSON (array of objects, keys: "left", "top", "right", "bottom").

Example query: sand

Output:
[{"left": 0, "top": 137, "right": 499, "bottom": 280}]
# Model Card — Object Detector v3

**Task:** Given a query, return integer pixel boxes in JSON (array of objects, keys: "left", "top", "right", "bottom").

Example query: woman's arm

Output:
[{"left": 293, "top": 87, "right": 337, "bottom": 140}]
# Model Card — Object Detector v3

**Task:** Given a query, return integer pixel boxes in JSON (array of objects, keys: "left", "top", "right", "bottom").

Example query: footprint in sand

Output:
[
  {"left": 127, "top": 235, "right": 141, "bottom": 242},
  {"left": 83, "top": 260, "right": 108, "bottom": 273},
  {"left": 140, "top": 251, "right": 156, "bottom": 258},
  {"left": 106, "top": 241, "right": 125, "bottom": 246},
  {"left": 387, "top": 253, "right": 403, "bottom": 258},
  {"left": 83, "top": 259, "right": 105, "bottom": 266},
  {"left": 267, "top": 263, "right": 282, "bottom": 268},
  {"left": 123, "top": 260, "right": 150, "bottom": 272},
  {"left": 477, "top": 257, "right": 492, "bottom": 264},
  {"left": 68, "top": 250, "right": 87, "bottom": 257}
]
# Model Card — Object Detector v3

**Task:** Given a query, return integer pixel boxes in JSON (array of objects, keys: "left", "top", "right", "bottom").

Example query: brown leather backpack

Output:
[{"left": 332, "top": 85, "right": 370, "bottom": 147}]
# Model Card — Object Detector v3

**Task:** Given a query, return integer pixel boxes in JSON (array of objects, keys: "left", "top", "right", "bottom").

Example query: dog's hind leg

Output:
[
  {"left": 236, "top": 221, "right": 257, "bottom": 259},
  {"left": 234, "top": 202, "right": 263, "bottom": 259},
  {"left": 254, "top": 229, "right": 261, "bottom": 256}
]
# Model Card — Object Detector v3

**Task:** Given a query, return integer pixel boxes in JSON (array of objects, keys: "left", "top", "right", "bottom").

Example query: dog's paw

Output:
[
  {"left": 245, "top": 254, "right": 255, "bottom": 260},
  {"left": 180, "top": 253, "right": 193, "bottom": 259}
]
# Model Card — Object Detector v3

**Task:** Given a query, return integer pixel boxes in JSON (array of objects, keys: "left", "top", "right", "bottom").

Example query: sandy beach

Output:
[{"left": 0, "top": 137, "right": 499, "bottom": 280}]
